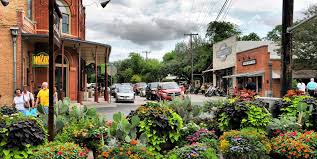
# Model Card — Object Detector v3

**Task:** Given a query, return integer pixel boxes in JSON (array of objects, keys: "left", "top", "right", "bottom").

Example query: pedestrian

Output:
[
  {"left": 300, "top": 81, "right": 306, "bottom": 93},
  {"left": 307, "top": 78, "right": 317, "bottom": 96},
  {"left": 12, "top": 88, "right": 26, "bottom": 114},
  {"left": 245, "top": 78, "right": 256, "bottom": 92},
  {"left": 53, "top": 86, "right": 58, "bottom": 104},
  {"left": 22, "top": 85, "right": 34, "bottom": 108},
  {"left": 297, "top": 80, "right": 302, "bottom": 90},
  {"left": 35, "top": 82, "right": 49, "bottom": 114}
]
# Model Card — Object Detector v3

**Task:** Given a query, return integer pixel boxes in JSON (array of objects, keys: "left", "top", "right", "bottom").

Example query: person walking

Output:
[
  {"left": 307, "top": 78, "right": 317, "bottom": 96},
  {"left": 12, "top": 88, "right": 26, "bottom": 114},
  {"left": 245, "top": 78, "right": 256, "bottom": 92},
  {"left": 53, "top": 86, "right": 58, "bottom": 104},
  {"left": 300, "top": 81, "right": 306, "bottom": 93},
  {"left": 297, "top": 80, "right": 303, "bottom": 90},
  {"left": 35, "top": 82, "right": 49, "bottom": 114},
  {"left": 22, "top": 86, "right": 34, "bottom": 108}
]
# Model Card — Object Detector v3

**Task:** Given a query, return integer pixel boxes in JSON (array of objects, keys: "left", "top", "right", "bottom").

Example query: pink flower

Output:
[{"left": 57, "top": 151, "right": 63, "bottom": 155}]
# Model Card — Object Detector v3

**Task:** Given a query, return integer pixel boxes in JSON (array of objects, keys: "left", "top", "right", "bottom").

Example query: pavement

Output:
[{"left": 83, "top": 94, "right": 226, "bottom": 120}]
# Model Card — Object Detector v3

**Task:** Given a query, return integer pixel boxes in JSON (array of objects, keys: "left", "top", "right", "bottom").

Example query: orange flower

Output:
[
  {"left": 130, "top": 139, "right": 138, "bottom": 145},
  {"left": 140, "top": 147, "right": 146, "bottom": 151},
  {"left": 127, "top": 151, "right": 132, "bottom": 155},
  {"left": 119, "top": 147, "right": 124, "bottom": 151},
  {"left": 304, "top": 154, "right": 310, "bottom": 158},
  {"left": 102, "top": 152, "right": 109, "bottom": 158}
]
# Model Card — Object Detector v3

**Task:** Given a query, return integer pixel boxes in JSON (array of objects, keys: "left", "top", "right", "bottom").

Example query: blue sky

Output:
[{"left": 83, "top": 0, "right": 317, "bottom": 62}]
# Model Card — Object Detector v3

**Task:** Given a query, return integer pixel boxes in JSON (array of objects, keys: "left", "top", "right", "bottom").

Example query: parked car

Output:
[
  {"left": 156, "top": 82, "right": 182, "bottom": 101},
  {"left": 115, "top": 87, "right": 135, "bottom": 103},
  {"left": 146, "top": 82, "right": 160, "bottom": 100}
]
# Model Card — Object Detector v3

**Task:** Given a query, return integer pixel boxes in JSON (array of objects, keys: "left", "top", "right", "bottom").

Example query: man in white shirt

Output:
[{"left": 300, "top": 81, "right": 306, "bottom": 92}]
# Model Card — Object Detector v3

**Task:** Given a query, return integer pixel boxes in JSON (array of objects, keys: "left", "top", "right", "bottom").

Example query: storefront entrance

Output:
[{"left": 55, "top": 55, "right": 69, "bottom": 98}]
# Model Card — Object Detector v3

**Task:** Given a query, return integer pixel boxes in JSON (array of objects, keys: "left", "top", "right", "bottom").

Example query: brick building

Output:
[
  {"left": 235, "top": 45, "right": 281, "bottom": 97},
  {"left": 0, "top": 0, "right": 111, "bottom": 105}
]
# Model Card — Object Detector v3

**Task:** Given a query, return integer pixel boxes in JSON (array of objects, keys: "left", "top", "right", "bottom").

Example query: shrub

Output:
[
  {"left": 98, "top": 144, "right": 154, "bottom": 159},
  {"left": 271, "top": 131, "right": 317, "bottom": 159},
  {"left": 186, "top": 129, "right": 218, "bottom": 148},
  {"left": 167, "top": 143, "right": 218, "bottom": 159},
  {"left": 0, "top": 106, "right": 18, "bottom": 115},
  {"left": 129, "top": 106, "right": 183, "bottom": 151},
  {"left": 267, "top": 116, "right": 301, "bottom": 138},
  {"left": 0, "top": 113, "right": 46, "bottom": 159},
  {"left": 219, "top": 128, "right": 271, "bottom": 159},
  {"left": 215, "top": 99, "right": 271, "bottom": 131},
  {"left": 31, "top": 142, "right": 88, "bottom": 159}
]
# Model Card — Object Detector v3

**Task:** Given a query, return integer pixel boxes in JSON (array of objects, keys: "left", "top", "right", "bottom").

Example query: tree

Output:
[
  {"left": 266, "top": 25, "right": 282, "bottom": 42},
  {"left": 131, "top": 75, "right": 142, "bottom": 83},
  {"left": 206, "top": 21, "right": 241, "bottom": 43},
  {"left": 240, "top": 32, "right": 261, "bottom": 41}
]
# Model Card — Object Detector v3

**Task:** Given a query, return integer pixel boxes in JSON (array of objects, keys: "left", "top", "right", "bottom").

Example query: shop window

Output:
[
  {"left": 57, "top": 0, "right": 71, "bottom": 34},
  {"left": 257, "top": 76, "right": 263, "bottom": 92},
  {"left": 27, "top": 0, "right": 32, "bottom": 20}
]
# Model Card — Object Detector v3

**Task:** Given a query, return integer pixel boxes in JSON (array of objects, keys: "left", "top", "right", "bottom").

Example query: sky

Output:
[{"left": 83, "top": 0, "right": 317, "bottom": 62}]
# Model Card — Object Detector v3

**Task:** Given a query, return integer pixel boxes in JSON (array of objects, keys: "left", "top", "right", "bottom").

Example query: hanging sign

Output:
[
  {"left": 33, "top": 52, "right": 49, "bottom": 67},
  {"left": 242, "top": 59, "right": 256, "bottom": 66}
]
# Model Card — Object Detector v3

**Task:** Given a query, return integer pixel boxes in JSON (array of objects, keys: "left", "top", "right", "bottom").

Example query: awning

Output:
[
  {"left": 22, "top": 33, "right": 111, "bottom": 64},
  {"left": 223, "top": 71, "right": 264, "bottom": 78},
  {"left": 273, "top": 70, "right": 317, "bottom": 79},
  {"left": 202, "top": 66, "right": 234, "bottom": 73}
]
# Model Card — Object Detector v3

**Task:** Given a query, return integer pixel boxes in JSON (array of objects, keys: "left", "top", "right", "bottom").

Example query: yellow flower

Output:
[{"left": 220, "top": 140, "right": 229, "bottom": 152}]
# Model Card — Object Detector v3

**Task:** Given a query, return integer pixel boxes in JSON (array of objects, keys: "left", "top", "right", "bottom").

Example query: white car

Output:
[{"left": 115, "top": 87, "right": 135, "bottom": 103}]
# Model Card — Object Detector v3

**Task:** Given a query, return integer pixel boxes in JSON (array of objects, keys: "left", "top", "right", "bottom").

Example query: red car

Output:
[{"left": 157, "top": 82, "right": 183, "bottom": 101}]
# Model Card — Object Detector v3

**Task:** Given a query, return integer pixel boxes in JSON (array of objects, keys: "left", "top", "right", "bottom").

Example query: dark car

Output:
[
  {"left": 110, "top": 84, "right": 121, "bottom": 96},
  {"left": 146, "top": 82, "right": 159, "bottom": 100}
]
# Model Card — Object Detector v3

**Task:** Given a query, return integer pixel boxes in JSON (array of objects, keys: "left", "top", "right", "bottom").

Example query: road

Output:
[{"left": 89, "top": 94, "right": 225, "bottom": 120}]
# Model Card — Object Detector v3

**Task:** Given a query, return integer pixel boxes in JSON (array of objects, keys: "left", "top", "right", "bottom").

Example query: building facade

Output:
[{"left": 0, "top": 0, "right": 111, "bottom": 105}]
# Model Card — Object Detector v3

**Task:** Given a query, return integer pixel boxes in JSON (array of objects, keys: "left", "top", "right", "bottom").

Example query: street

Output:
[{"left": 86, "top": 94, "right": 225, "bottom": 120}]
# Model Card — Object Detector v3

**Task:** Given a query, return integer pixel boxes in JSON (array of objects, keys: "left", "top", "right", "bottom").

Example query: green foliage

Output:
[
  {"left": 267, "top": 116, "right": 300, "bottom": 137},
  {"left": 206, "top": 21, "right": 241, "bottom": 43},
  {"left": 215, "top": 99, "right": 271, "bottom": 131},
  {"left": 0, "top": 114, "right": 46, "bottom": 159},
  {"left": 165, "top": 96, "right": 202, "bottom": 123},
  {"left": 0, "top": 106, "right": 18, "bottom": 115},
  {"left": 130, "top": 106, "right": 183, "bottom": 151},
  {"left": 167, "top": 143, "right": 218, "bottom": 159},
  {"left": 219, "top": 128, "right": 271, "bottom": 159},
  {"left": 31, "top": 142, "right": 88, "bottom": 159},
  {"left": 239, "top": 32, "right": 261, "bottom": 41},
  {"left": 131, "top": 74, "right": 142, "bottom": 83},
  {"left": 98, "top": 144, "right": 154, "bottom": 159},
  {"left": 109, "top": 112, "right": 146, "bottom": 145}
]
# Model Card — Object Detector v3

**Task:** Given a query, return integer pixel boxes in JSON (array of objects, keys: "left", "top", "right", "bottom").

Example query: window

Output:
[
  {"left": 62, "top": 13, "right": 69, "bottom": 33},
  {"left": 27, "top": 0, "right": 32, "bottom": 20},
  {"left": 57, "top": 0, "right": 71, "bottom": 34}
]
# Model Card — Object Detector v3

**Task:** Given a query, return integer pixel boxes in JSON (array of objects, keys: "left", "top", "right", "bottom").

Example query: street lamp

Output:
[
  {"left": 100, "top": 0, "right": 111, "bottom": 8},
  {"left": 1, "top": 0, "right": 9, "bottom": 6}
]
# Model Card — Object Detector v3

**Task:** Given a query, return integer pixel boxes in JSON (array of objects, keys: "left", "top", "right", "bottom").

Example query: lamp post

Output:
[{"left": 10, "top": 27, "right": 18, "bottom": 92}]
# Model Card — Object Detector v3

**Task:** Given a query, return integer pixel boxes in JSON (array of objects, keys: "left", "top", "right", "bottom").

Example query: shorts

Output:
[{"left": 43, "top": 106, "right": 49, "bottom": 114}]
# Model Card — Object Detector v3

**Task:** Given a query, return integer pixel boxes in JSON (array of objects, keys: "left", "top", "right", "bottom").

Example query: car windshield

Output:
[
  {"left": 137, "top": 83, "right": 147, "bottom": 87},
  {"left": 150, "top": 82, "right": 159, "bottom": 89},
  {"left": 162, "top": 83, "right": 179, "bottom": 89},
  {"left": 118, "top": 88, "right": 133, "bottom": 93}
]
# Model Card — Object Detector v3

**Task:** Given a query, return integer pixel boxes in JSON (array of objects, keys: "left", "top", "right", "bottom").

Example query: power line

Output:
[
  {"left": 184, "top": 33, "right": 199, "bottom": 85},
  {"left": 215, "top": 0, "right": 229, "bottom": 21},
  {"left": 221, "top": 0, "right": 233, "bottom": 21}
]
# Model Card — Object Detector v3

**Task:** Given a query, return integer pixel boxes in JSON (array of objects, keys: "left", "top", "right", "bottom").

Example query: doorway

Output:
[{"left": 55, "top": 55, "right": 69, "bottom": 98}]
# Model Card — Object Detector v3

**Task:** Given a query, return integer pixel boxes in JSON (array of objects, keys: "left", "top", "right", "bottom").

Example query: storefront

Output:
[{"left": 234, "top": 45, "right": 281, "bottom": 97}]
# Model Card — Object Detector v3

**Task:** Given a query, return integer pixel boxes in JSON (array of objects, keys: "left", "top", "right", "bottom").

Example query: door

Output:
[{"left": 55, "top": 55, "right": 69, "bottom": 98}]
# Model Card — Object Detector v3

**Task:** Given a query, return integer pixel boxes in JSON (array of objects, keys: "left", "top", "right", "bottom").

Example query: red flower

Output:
[
  {"left": 57, "top": 151, "right": 63, "bottom": 155},
  {"left": 289, "top": 131, "right": 297, "bottom": 137},
  {"left": 79, "top": 152, "right": 86, "bottom": 157},
  {"left": 280, "top": 133, "right": 285, "bottom": 137},
  {"left": 274, "top": 129, "right": 281, "bottom": 135}
]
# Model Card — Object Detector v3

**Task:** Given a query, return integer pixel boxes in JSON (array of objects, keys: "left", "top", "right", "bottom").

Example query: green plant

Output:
[
  {"left": 203, "top": 99, "right": 225, "bottom": 113},
  {"left": 0, "top": 114, "right": 46, "bottom": 159},
  {"left": 31, "top": 142, "right": 88, "bottom": 159},
  {"left": 167, "top": 143, "right": 218, "bottom": 159},
  {"left": 109, "top": 112, "right": 146, "bottom": 145},
  {"left": 186, "top": 129, "right": 218, "bottom": 148},
  {"left": 267, "top": 116, "right": 300, "bottom": 138},
  {"left": 131, "top": 106, "right": 183, "bottom": 151},
  {"left": 219, "top": 128, "right": 271, "bottom": 159},
  {"left": 271, "top": 131, "right": 317, "bottom": 159},
  {"left": 241, "top": 104, "right": 271, "bottom": 128},
  {"left": 0, "top": 106, "right": 18, "bottom": 115},
  {"left": 98, "top": 144, "right": 154, "bottom": 159},
  {"left": 165, "top": 96, "right": 202, "bottom": 123}
]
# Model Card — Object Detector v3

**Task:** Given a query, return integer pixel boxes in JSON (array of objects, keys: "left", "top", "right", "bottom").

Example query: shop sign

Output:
[
  {"left": 242, "top": 59, "right": 256, "bottom": 66},
  {"left": 217, "top": 43, "right": 232, "bottom": 61},
  {"left": 33, "top": 52, "right": 49, "bottom": 67}
]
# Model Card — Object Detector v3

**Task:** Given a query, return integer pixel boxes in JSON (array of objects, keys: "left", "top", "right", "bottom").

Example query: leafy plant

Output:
[
  {"left": 186, "top": 129, "right": 218, "bottom": 148},
  {"left": 267, "top": 116, "right": 300, "bottom": 138},
  {"left": 0, "top": 106, "right": 18, "bottom": 115},
  {"left": 167, "top": 143, "right": 218, "bottom": 159},
  {"left": 271, "top": 131, "right": 317, "bottom": 159},
  {"left": 98, "top": 144, "right": 154, "bottom": 159},
  {"left": 219, "top": 128, "right": 271, "bottom": 159},
  {"left": 130, "top": 106, "right": 183, "bottom": 151},
  {"left": 31, "top": 142, "right": 88, "bottom": 159}
]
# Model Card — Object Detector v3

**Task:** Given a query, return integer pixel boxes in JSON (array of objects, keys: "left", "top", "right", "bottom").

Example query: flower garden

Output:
[{"left": 1, "top": 91, "right": 317, "bottom": 159}]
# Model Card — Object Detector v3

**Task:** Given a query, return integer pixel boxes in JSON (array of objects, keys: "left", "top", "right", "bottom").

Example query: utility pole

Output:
[
  {"left": 280, "top": 0, "right": 294, "bottom": 97},
  {"left": 142, "top": 51, "right": 151, "bottom": 60},
  {"left": 184, "top": 33, "right": 198, "bottom": 86}
]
